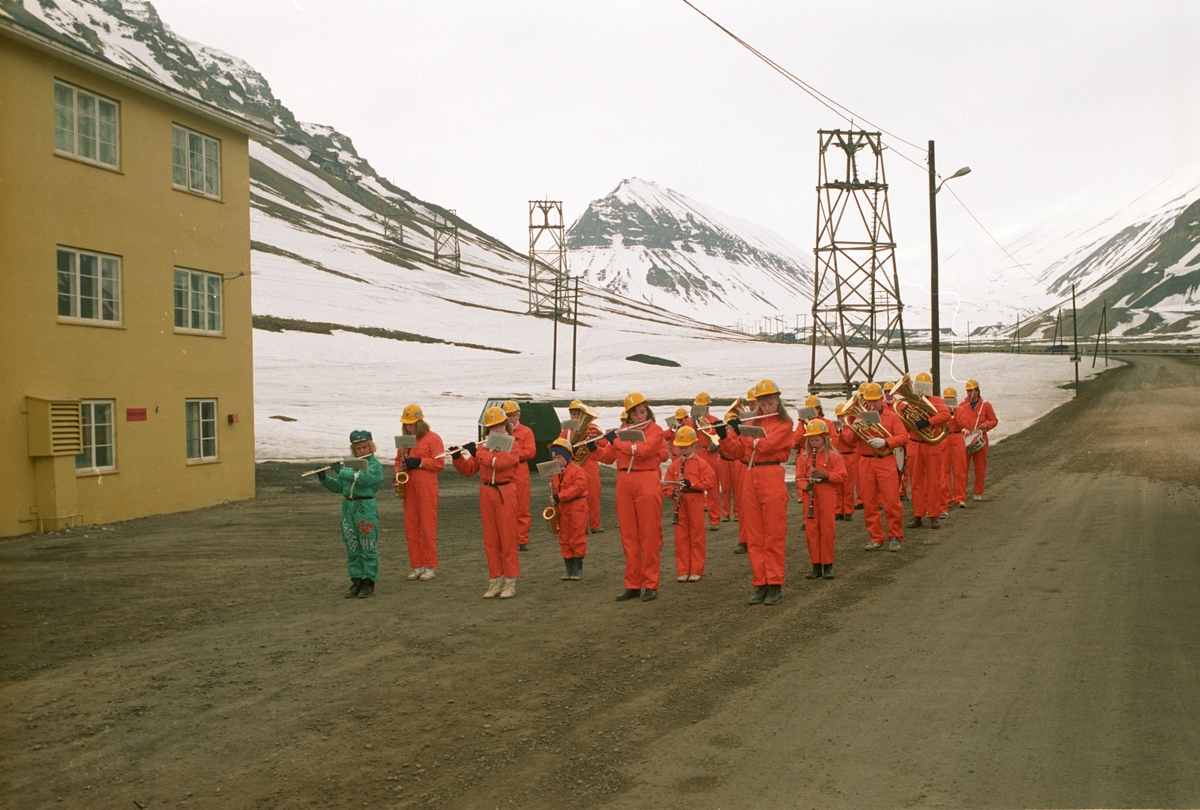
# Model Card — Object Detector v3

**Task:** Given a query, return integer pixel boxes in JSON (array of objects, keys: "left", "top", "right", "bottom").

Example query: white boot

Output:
[
  {"left": 499, "top": 577, "right": 517, "bottom": 599},
  {"left": 418, "top": 568, "right": 437, "bottom": 581},
  {"left": 483, "top": 577, "right": 503, "bottom": 598}
]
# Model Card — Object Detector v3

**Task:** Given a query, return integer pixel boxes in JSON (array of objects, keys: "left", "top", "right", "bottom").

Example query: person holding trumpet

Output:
[
  {"left": 451, "top": 407, "right": 522, "bottom": 599},
  {"left": 662, "top": 426, "right": 716, "bottom": 583},
  {"left": 690, "top": 392, "right": 725, "bottom": 532},
  {"left": 316, "top": 430, "right": 385, "bottom": 598},
  {"left": 796, "top": 419, "right": 847, "bottom": 580},
  {"left": 721, "top": 388, "right": 757, "bottom": 555},
  {"left": 547, "top": 437, "right": 589, "bottom": 581},
  {"left": 590, "top": 392, "right": 669, "bottom": 602},
  {"left": 395, "top": 404, "right": 445, "bottom": 581},
  {"left": 832, "top": 402, "right": 860, "bottom": 520}
]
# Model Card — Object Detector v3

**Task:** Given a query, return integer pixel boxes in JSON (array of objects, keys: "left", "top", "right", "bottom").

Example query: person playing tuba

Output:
[{"left": 842, "top": 383, "right": 909, "bottom": 552}]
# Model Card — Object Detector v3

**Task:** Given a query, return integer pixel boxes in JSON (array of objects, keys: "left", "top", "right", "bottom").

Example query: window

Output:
[
  {"left": 76, "top": 401, "right": 115, "bottom": 473},
  {"left": 57, "top": 247, "right": 121, "bottom": 324},
  {"left": 174, "top": 268, "right": 223, "bottom": 333},
  {"left": 172, "top": 124, "right": 220, "bottom": 198},
  {"left": 54, "top": 80, "right": 119, "bottom": 168},
  {"left": 186, "top": 399, "right": 218, "bottom": 461}
]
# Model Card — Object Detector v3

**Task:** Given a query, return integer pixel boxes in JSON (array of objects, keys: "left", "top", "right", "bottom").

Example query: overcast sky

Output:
[{"left": 152, "top": 0, "right": 1200, "bottom": 322}]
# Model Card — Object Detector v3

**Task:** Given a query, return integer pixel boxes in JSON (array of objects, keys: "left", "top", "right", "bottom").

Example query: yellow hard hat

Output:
[
  {"left": 916, "top": 371, "right": 933, "bottom": 384},
  {"left": 863, "top": 382, "right": 885, "bottom": 401},
  {"left": 624, "top": 392, "right": 647, "bottom": 411},
  {"left": 483, "top": 406, "right": 507, "bottom": 427},
  {"left": 400, "top": 404, "right": 424, "bottom": 424},
  {"left": 804, "top": 419, "right": 830, "bottom": 437},
  {"left": 619, "top": 409, "right": 629, "bottom": 421},
  {"left": 882, "top": 380, "right": 895, "bottom": 393},
  {"left": 804, "top": 394, "right": 821, "bottom": 408},
  {"left": 943, "top": 387, "right": 957, "bottom": 398},
  {"left": 754, "top": 379, "right": 781, "bottom": 398},
  {"left": 834, "top": 402, "right": 848, "bottom": 416},
  {"left": 675, "top": 407, "right": 688, "bottom": 420},
  {"left": 501, "top": 400, "right": 521, "bottom": 414},
  {"left": 550, "top": 437, "right": 572, "bottom": 452},
  {"left": 693, "top": 391, "right": 713, "bottom": 407},
  {"left": 746, "top": 387, "right": 758, "bottom": 402},
  {"left": 858, "top": 382, "right": 868, "bottom": 395},
  {"left": 568, "top": 399, "right": 584, "bottom": 411},
  {"left": 673, "top": 426, "right": 698, "bottom": 447},
  {"left": 965, "top": 379, "right": 980, "bottom": 391}
]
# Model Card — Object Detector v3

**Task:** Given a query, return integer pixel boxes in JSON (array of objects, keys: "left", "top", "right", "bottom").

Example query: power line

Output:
[{"left": 941, "top": 184, "right": 1042, "bottom": 285}]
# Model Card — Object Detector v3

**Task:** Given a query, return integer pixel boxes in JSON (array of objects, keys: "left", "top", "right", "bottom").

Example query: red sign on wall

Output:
[{"left": 126, "top": 408, "right": 147, "bottom": 421}]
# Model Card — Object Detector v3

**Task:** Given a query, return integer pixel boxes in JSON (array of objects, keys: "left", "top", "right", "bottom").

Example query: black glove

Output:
[
  {"left": 605, "top": 430, "right": 617, "bottom": 444},
  {"left": 329, "top": 461, "right": 342, "bottom": 474},
  {"left": 551, "top": 492, "right": 559, "bottom": 504},
  {"left": 448, "top": 446, "right": 462, "bottom": 459},
  {"left": 915, "top": 417, "right": 930, "bottom": 429},
  {"left": 586, "top": 440, "right": 598, "bottom": 452},
  {"left": 405, "top": 457, "right": 421, "bottom": 471},
  {"left": 815, "top": 470, "right": 829, "bottom": 481},
  {"left": 681, "top": 478, "right": 692, "bottom": 489},
  {"left": 728, "top": 417, "right": 742, "bottom": 435},
  {"left": 316, "top": 470, "right": 327, "bottom": 481},
  {"left": 463, "top": 441, "right": 478, "bottom": 456},
  {"left": 714, "top": 424, "right": 728, "bottom": 440}
]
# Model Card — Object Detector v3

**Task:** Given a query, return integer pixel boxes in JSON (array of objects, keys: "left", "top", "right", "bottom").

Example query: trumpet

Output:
[
  {"left": 544, "top": 481, "right": 560, "bottom": 534},
  {"left": 893, "top": 373, "right": 949, "bottom": 444}
]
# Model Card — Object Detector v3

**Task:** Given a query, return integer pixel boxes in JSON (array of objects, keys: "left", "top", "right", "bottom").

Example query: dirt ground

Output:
[{"left": 2, "top": 355, "right": 1198, "bottom": 809}]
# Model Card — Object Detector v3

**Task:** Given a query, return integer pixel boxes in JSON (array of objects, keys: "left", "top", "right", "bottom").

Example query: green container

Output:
[{"left": 478, "top": 399, "right": 563, "bottom": 471}]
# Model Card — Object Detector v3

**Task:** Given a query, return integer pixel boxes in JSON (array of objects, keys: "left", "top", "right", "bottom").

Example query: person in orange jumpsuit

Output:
[
  {"left": 451, "top": 406, "right": 522, "bottom": 599},
  {"left": 955, "top": 378, "right": 999, "bottom": 501},
  {"left": 547, "top": 437, "right": 589, "bottom": 581},
  {"left": 796, "top": 419, "right": 847, "bottom": 580},
  {"left": 832, "top": 402, "right": 859, "bottom": 521},
  {"left": 899, "top": 372, "right": 953, "bottom": 529},
  {"left": 842, "top": 382, "right": 909, "bottom": 551},
  {"left": 662, "top": 426, "right": 716, "bottom": 583},
  {"left": 502, "top": 401, "right": 537, "bottom": 551},
  {"left": 394, "top": 404, "right": 446, "bottom": 581},
  {"left": 559, "top": 400, "right": 605, "bottom": 534},
  {"left": 941, "top": 387, "right": 969, "bottom": 509},
  {"left": 721, "top": 388, "right": 756, "bottom": 554},
  {"left": 715, "top": 380, "right": 794, "bottom": 605},
  {"left": 667, "top": 407, "right": 690, "bottom": 459},
  {"left": 690, "top": 391, "right": 725, "bottom": 532},
  {"left": 590, "top": 392, "right": 668, "bottom": 602},
  {"left": 882, "top": 380, "right": 909, "bottom": 500}
]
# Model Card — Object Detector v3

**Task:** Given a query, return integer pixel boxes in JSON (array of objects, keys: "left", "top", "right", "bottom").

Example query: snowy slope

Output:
[{"left": 568, "top": 179, "right": 814, "bottom": 331}]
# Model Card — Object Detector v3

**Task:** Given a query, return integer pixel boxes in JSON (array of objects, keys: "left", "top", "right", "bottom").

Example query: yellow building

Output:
[{"left": 0, "top": 19, "right": 274, "bottom": 536}]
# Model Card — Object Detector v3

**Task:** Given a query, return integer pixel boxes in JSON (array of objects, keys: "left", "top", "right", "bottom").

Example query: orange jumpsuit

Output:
[
  {"left": 662, "top": 453, "right": 716, "bottom": 578},
  {"left": 559, "top": 424, "right": 604, "bottom": 530},
  {"left": 844, "top": 409, "right": 909, "bottom": 545},
  {"left": 552, "top": 461, "right": 589, "bottom": 559},
  {"left": 693, "top": 416, "right": 724, "bottom": 526},
  {"left": 901, "top": 395, "right": 952, "bottom": 519},
  {"left": 453, "top": 444, "right": 521, "bottom": 579},
  {"left": 591, "top": 422, "right": 669, "bottom": 591},
  {"left": 943, "top": 422, "right": 967, "bottom": 506},
  {"left": 832, "top": 423, "right": 859, "bottom": 516},
  {"left": 719, "top": 429, "right": 751, "bottom": 544},
  {"left": 721, "top": 415, "right": 794, "bottom": 586},
  {"left": 796, "top": 446, "right": 848, "bottom": 566},
  {"left": 511, "top": 423, "right": 536, "bottom": 546},
  {"left": 394, "top": 431, "right": 445, "bottom": 570},
  {"left": 955, "top": 398, "right": 998, "bottom": 495}
]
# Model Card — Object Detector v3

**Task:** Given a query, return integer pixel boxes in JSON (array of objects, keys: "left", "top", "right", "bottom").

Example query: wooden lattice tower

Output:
[
  {"left": 528, "top": 200, "right": 566, "bottom": 315},
  {"left": 809, "top": 129, "right": 908, "bottom": 396}
]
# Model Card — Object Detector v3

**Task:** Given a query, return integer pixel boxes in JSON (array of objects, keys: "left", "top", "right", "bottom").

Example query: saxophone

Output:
[{"left": 543, "top": 480, "right": 560, "bottom": 534}]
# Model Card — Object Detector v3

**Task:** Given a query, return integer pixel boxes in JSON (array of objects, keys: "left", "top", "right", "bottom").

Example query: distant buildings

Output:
[{"left": 0, "top": 18, "right": 273, "bottom": 536}]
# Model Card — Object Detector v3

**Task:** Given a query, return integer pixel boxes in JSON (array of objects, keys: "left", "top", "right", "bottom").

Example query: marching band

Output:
[{"left": 310, "top": 377, "right": 999, "bottom": 602}]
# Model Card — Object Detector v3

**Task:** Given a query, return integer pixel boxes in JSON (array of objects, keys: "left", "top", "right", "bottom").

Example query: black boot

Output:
[
  {"left": 641, "top": 589, "right": 658, "bottom": 602},
  {"left": 562, "top": 557, "right": 574, "bottom": 581},
  {"left": 764, "top": 585, "right": 782, "bottom": 606},
  {"left": 357, "top": 579, "right": 375, "bottom": 598},
  {"left": 616, "top": 588, "right": 641, "bottom": 602},
  {"left": 748, "top": 585, "right": 768, "bottom": 605},
  {"left": 571, "top": 557, "right": 584, "bottom": 581},
  {"left": 822, "top": 564, "right": 835, "bottom": 579},
  {"left": 344, "top": 578, "right": 363, "bottom": 598},
  {"left": 806, "top": 563, "right": 823, "bottom": 579}
]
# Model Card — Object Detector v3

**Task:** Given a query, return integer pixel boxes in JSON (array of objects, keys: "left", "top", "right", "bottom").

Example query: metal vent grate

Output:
[{"left": 49, "top": 401, "right": 83, "bottom": 455}]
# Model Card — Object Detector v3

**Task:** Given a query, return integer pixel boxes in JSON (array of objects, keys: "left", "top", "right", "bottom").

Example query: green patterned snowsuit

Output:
[{"left": 321, "top": 455, "right": 384, "bottom": 582}]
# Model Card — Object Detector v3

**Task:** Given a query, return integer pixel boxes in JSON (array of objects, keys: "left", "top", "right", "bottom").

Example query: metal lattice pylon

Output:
[
  {"left": 808, "top": 130, "right": 908, "bottom": 396},
  {"left": 433, "top": 209, "right": 461, "bottom": 273},
  {"left": 529, "top": 200, "right": 566, "bottom": 314}
]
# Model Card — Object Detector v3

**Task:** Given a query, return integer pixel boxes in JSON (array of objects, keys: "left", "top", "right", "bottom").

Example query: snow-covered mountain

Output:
[{"left": 568, "top": 179, "right": 814, "bottom": 331}]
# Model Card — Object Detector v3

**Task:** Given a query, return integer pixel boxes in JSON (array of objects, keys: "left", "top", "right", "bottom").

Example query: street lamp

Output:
[{"left": 927, "top": 139, "right": 971, "bottom": 394}]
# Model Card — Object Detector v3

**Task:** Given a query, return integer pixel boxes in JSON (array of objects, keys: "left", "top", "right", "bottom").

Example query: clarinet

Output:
[
  {"left": 806, "top": 447, "right": 817, "bottom": 520},
  {"left": 672, "top": 457, "right": 686, "bottom": 525}
]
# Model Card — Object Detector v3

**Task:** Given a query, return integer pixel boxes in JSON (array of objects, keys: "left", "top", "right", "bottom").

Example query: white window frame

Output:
[
  {"left": 54, "top": 80, "right": 120, "bottom": 169},
  {"left": 76, "top": 400, "right": 116, "bottom": 474},
  {"left": 57, "top": 246, "right": 122, "bottom": 325},
  {"left": 174, "top": 268, "right": 224, "bottom": 334},
  {"left": 185, "top": 399, "right": 219, "bottom": 463},
  {"left": 172, "top": 124, "right": 221, "bottom": 199}
]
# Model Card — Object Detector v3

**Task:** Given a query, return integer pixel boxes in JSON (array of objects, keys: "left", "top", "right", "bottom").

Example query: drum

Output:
[{"left": 964, "top": 430, "right": 986, "bottom": 455}]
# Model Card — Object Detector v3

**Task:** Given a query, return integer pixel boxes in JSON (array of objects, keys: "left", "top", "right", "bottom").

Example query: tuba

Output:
[
  {"left": 543, "top": 482, "right": 560, "bottom": 534},
  {"left": 570, "top": 405, "right": 600, "bottom": 464},
  {"left": 843, "top": 394, "right": 893, "bottom": 456},
  {"left": 892, "top": 373, "right": 949, "bottom": 444}
]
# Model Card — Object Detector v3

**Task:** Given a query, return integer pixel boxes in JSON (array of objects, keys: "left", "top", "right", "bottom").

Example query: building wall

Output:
[{"left": 0, "top": 36, "right": 256, "bottom": 536}]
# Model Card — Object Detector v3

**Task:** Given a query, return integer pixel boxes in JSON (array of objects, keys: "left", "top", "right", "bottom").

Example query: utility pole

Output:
[
  {"left": 1071, "top": 285, "right": 1080, "bottom": 394},
  {"left": 571, "top": 277, "right": 579, "bottom": 391},
  {"left": 551, "top": 275, "right": 560, "bottom": 389}
]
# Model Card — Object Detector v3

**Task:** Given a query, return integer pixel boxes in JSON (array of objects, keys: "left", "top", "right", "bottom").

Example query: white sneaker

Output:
[
  {"left": 483, "top": 577, "right": 503, "bottom": 598},
  {"left": 418, "top": 569, "right": 436, "bottom": 581},
  {"left": 499, "top": 577, "right": 517, "bottom": 599},
  {"left": 407, "top": 568, "right": 424, "bottom": 581},
  {"left": 973, "top": 494, "right": 982, "bottom": 502},
  {"left": 677, "top": 575, "right": 688, "bottom": 583},
  {"left": 687, "top": 574, "right": 702, "bottom": 582},
  {"left": 957, "top": 501, "right": 967, "bottom": 509},
  {"left": 939, "top": 512, "right": 949, "bottom": 519}
]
